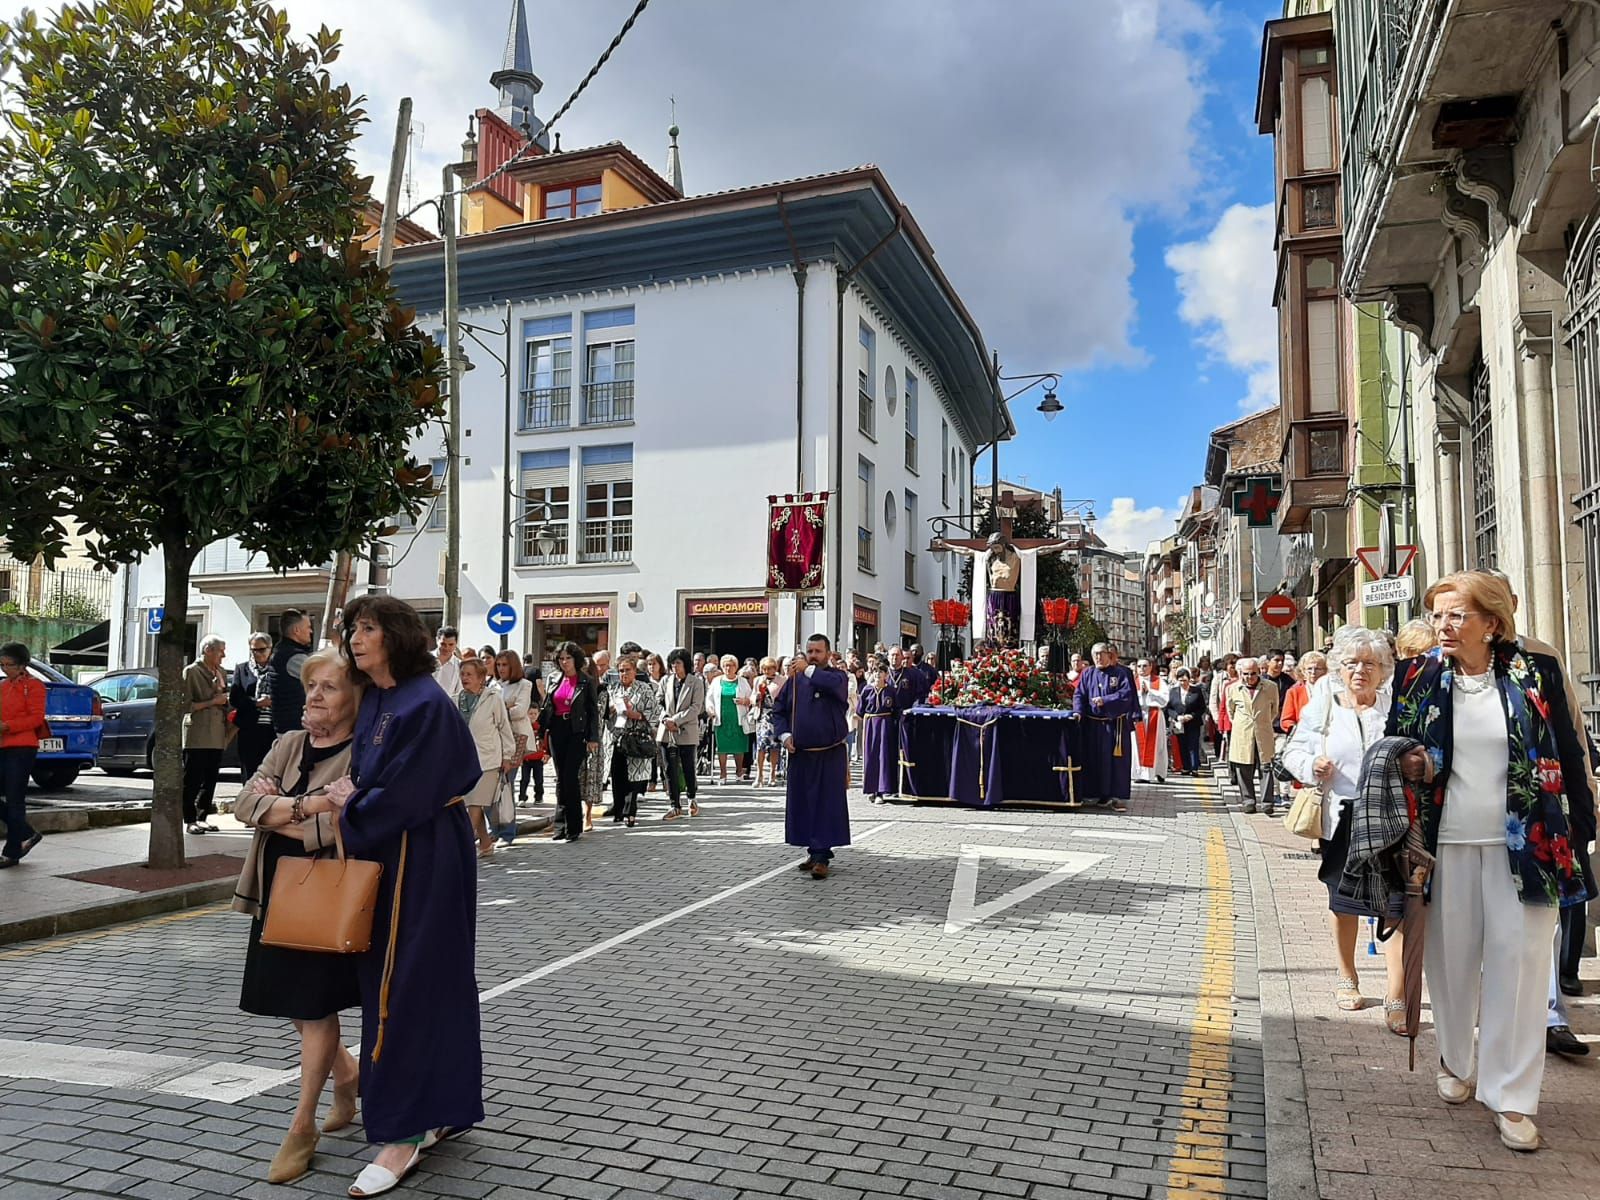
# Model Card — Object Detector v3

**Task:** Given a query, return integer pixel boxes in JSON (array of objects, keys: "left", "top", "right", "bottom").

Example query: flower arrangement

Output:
[{"left": 926, "top": 648, "right": 1063, "bottom": 710}]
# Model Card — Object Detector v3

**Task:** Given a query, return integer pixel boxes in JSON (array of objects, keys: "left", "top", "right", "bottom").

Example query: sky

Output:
[{"left": 85, "top": 0, "right": 1286, "bottom": 554}]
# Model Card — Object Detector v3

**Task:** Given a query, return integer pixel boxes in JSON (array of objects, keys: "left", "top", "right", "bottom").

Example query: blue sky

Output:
[{"left": 272, "top": 0, "right": 1282, "bottom": 551}]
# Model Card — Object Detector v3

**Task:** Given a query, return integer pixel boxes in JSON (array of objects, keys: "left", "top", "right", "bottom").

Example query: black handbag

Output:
[{"left": 617, "top": 727, "right": 655, "bottom": 759}]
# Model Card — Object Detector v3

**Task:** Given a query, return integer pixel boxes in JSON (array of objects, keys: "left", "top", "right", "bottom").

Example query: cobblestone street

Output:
[{"left": 0, "top": 775, "right": 1265, "bottom": 1200}]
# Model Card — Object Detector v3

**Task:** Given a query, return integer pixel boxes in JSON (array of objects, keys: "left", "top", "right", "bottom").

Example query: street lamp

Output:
[{"left": 989, "top": 367, "right": 1066, "bottom": 499}]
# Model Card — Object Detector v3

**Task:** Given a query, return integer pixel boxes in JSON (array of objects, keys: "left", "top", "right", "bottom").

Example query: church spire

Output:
[
  {"left": 665, "top": 103, "right": 684, "bottom": 195},
  {"left": 490, "top": 0, "right": 548, "bottom": 148}
]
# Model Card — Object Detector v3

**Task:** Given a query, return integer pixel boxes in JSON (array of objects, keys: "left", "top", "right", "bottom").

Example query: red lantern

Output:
[
  {"left": 1042, "top": 598, "right": 1070, "bottom": 626},
  {"left": 1068, "top": 603, "right": 1080, "bottom": 628}
]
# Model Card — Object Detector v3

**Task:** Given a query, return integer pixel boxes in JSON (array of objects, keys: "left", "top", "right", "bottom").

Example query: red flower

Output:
[
  {"left": 1538, "top": 757, "right": 1564, "bottom": 794},
  {"left": 1530, "top": 822, "right": 1554, "bottom": 863},
  {"left": 1528, "top": 688, "right": 1551, "bottom": 723},
  {"left": 1403, "top": 660, "right": 1422, "bottom": 689},
  {"left": 1553, "top": 835, "right": 1576, "bottom": 874}
]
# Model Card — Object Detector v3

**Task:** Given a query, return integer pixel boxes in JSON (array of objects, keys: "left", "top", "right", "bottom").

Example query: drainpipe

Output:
[{"left": 831, "top": 212, "right": 903, "bottom": 646}]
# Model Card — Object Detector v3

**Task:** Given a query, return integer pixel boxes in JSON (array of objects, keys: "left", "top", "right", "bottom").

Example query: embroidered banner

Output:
[{"left": 766, "top": 492, "right": 828, "bottom": 593}]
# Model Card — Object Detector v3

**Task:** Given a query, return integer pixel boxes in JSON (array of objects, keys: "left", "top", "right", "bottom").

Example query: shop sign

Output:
[
  {"left": 899, "top": 615, "right": 920, "bottom": 638},
  {"left": 852, "top": 605, "right": 878, "bottom": 626},
  {"left": 534, "top": 603, "right": 610, "bottom": 621},
  {"left": 801, "top": 595, "right": 825, "bottom": 611},
  {"left": 686, "top": 597, "right": 770, "bottom": 618}
]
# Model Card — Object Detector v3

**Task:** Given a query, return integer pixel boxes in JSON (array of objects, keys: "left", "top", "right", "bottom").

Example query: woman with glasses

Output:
[
  {"left": 1389, "top": 571, "right": 1595, "bottom": 1151},
  {"left": 1282, "top": 629, "right": 1405, "bottom": 1029},
  {"left": 1278, "top": 650, "right": 1327, "bottom": 735},
  {"left": 538, "top": 642, "right": 599, "bottom": 844},
  {"left": 0, "top": 642, "right": 46, "bottom": 868},
  {"left": 230, "top": 633, "right": 278, "bottom": 780}
]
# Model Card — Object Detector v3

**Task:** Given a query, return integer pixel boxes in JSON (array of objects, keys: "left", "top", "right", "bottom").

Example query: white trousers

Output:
[{"left": 1424, "top": 843, "right": 1559, "bottom": 1114}]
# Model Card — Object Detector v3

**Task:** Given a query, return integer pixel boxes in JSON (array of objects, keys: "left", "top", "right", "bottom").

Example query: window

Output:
[
  {"left": 1469, "top": 353, "right": 1498, "bottom": 569},
  {"left": 1300, "top": 75, "right": 1333, "bottom": 173},
  {"left": 1307, "top": 427, "right": 1343, "bottom": 475},
  {"left": 885, "top": 366, "right": 898, "bottom": 416},
  {"left": 580, "top": 444, "right": 633, "bottom": 564},
  {"left": 1305, "top": 297, "right": 1340, "bottom": 414},
  {"left": 904, "top": 372, "right": 919, "bottom": 472},
  {"left": 543, "top": 180, "right": 602, "bottom": 221},
  {"left": 940, "top": 421, "right": 949, "bottom": 506},
  {"left": 521, "top": 315, "right": 574, "bottom": 430},
  {"left": 518, "top": 449, "right": 570, "bottom": 565},
  {"left": 957, "top": 450, "right": 967, "bottom": 515},
  {"left": 1304, "top": 182, "right": 1336, "bottom": 229},
  {"left": 857, "top": 457, "right": 875, "bottom": 572},
  {"left": 426, "top": 457, "right": 447, "bottom": 530},
  {"left": 582, "top": 307, "right": 635, "bottom": 426},
  {"left": 1305, "top": 257, "right": 1337, "bottom": 290},
  {"left": 904, "top": 491, "right": 918, "bottom": 592},
  {"left": 858, "top": 322, "right": 876, "bottom": 439}
]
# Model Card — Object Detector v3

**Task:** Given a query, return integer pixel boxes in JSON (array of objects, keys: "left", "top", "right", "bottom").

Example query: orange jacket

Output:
[
  {"left": 0, "top": 673, "right": 48, "bottom": 749},
  {"left": 1279, "top": 680, "right": 1310, "bottom": 733}
]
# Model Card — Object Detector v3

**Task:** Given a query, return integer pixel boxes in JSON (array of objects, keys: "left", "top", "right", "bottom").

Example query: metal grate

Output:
[
  {"left": 1564, "top": 207, "right": 1600, "bottom": 738},
  {"left": 1468, "top": 352, "right": 1498, "bottom": 571}
]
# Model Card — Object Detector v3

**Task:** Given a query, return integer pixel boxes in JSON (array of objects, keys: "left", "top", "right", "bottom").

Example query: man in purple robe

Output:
[
  {"left": 773, "top": 633, "right": 851, "bottom": 879},
  {"left": 906, "top": 644, "right": 938, "bottom": 705},
  {"left": 1070, "top": 641, "right": 1139, "bottom": 812}
]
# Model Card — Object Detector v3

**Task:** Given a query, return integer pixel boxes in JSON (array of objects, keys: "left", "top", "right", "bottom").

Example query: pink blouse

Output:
[{"left": 553, "top": 675, "right": 577, "bottom": 716}]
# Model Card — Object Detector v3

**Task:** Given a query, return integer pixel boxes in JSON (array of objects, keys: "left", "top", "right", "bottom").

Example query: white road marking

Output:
[
  {"left": 479, "top": 821, "right": 895, "bottom": 1004},
  {"left": 0, "top": 1039, "right": 296, "bottom": 1103},
  {"left": 1070, "top": 829, "right": 1166, "bottom": 843},
  {"left": 480, "top": 899, "right": 517, "bottom": 906},
  {"left": 944, "top": 844, "right": 1106, "bottom": 934},
  {"left": 961, "top": 823, "right": 1031, "bottom": 833}
]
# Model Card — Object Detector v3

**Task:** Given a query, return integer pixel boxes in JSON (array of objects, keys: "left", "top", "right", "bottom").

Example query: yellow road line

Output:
[
  {"left": 1167, "top": 778, "right": 1237, "bottom": 1197},
  {"left": 0, "top": 901, "right": 227, "bottom": 961}
]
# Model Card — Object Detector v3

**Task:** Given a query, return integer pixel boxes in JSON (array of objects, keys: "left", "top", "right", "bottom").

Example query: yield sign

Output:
[
  {"left": 1355, "top": 546, "right": 1417, "bottom": 579},
  {"left": 943, "top": 844, "right": 1106, "bottom": 934}
]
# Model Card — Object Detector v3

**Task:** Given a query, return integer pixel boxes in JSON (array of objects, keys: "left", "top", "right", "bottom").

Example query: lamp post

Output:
[{"left": 990, "top": 367, "right": 1064, "bottom": 501}]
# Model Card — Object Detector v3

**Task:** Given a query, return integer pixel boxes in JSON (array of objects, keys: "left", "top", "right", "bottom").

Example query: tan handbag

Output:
[
  {"left": 1282, "top": 696, "right": 1336, "bottom": 840},
  {"left": 260, "top": 813, "right": 382, "bottom": 954}
]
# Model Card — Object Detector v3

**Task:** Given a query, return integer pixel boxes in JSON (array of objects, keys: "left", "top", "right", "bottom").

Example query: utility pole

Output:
[
  {"left": 442, "top": 162, "right": 464, "bottom": 628},
  {"left": 499, "top": 299, "right": 514, "bottom": 650},
  {"left": 321, "top": 97, "right": 412, "bottom": 644}
]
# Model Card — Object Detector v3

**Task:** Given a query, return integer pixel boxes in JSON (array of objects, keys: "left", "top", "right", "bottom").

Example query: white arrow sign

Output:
[{"left": 943, "top": 844, "right": 1106, "bottom": 934}]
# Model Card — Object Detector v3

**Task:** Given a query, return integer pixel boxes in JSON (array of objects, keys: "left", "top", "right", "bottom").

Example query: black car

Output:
[{"left": 88, "top": 669, "right": 240, "bottom": 775}]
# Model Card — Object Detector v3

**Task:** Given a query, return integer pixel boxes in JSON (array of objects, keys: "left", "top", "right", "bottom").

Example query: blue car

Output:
[{"left": 27, "top": 660, "right": 104, "bottom": 790}]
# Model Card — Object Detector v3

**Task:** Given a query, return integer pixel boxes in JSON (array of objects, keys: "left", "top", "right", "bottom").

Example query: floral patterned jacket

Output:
[{"left": 1388, "top": 644, "right": 1596, "bottom": 907}]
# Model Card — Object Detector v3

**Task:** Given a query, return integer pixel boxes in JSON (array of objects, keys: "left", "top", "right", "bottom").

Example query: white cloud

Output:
[
  {"left": 1097, "top": 496, "right": 1183, "bottom": 554},
  {"left": 1165, "top": 203, "right": 1278, "bottom": 414}
]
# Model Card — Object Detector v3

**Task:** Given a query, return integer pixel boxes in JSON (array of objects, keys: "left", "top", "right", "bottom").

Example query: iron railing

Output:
[
  {"left": 857, "top": 527, "right": 874, "bottom": 572},
  {"left": 0, "top": 558, "right": 114, "bottom": 621},
  {"left": 517, "top": 520, "right": 570, "bottom": 566},
  {"left": 578, "top": 518, "right": 632, "bottom": 564},
  {"left": 520, "top": 386, "right": 572, "bottom": 431},
  {"left": 582, "top": 380, "right": 634, "bottom": 425}
]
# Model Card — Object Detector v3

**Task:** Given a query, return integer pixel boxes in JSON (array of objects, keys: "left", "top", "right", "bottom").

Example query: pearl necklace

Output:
[{"left": 1452, "top": 667, "right": 1495, "bottom": 696}]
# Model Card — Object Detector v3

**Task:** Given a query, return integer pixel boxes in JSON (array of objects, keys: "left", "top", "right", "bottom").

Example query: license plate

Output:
[{"left": 39, "top": 738, "right": 64, "bottom": 753}]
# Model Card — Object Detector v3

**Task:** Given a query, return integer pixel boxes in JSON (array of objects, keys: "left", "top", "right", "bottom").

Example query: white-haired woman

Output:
[
  {"left": 1281, "top": 626, "right": 1406, "bottom": 1030},
  {"left": 707, "top": 653, "right": 754, "bottom": 785},
  {"left": 182, "top": 634, "right": 230, "bottom": 834},
  {"left": 233, "top": 646, "right": 362, "bottom": 1183},
  {"left": 459, "top": 656, "right": 516, "bottom": 858}
]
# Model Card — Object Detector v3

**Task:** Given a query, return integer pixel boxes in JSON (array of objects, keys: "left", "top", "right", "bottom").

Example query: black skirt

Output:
[
  {"left": 1317, "top": 800, "right": 1403, "bottom": 919},
  {"left": 239, "top": 834, "right": 361, "bottom": 1020}
]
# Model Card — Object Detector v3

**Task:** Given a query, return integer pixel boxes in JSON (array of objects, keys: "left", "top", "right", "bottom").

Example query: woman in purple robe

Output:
[
  {"left": 327, "top": 595, "right": 485, "bottom": 1198},
  {"left": 857, "top": 658, "right": 898, "bottom": 803}
]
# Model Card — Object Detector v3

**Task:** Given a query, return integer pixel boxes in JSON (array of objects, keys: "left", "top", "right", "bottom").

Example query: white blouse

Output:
[
  {"left": 1281, "top": 690, "right": 1387, "bottom": 841},
  {"left": 1439, "top": 675, "right": 1509, "bottom": 845}
]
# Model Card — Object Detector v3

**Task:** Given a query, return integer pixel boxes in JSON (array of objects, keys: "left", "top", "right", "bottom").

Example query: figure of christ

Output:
[{"left": 933, "top": 531, "right": 1074, "bottom": 649}]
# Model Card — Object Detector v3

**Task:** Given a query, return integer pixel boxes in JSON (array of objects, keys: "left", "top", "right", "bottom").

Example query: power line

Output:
[{"left": 400, "top": 0, "right": 653, "bottom": 226}]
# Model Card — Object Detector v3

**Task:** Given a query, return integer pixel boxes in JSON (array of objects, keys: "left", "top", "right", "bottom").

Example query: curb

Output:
[
  {"left": 1230, "top": 809, "right": 1319, "bottom": 1200},
  {"left": 28, "top": 805, "right": 153, "bottom": 834},
  {"left": 0, "top": 875, "right": 235, "bottom": 948}
]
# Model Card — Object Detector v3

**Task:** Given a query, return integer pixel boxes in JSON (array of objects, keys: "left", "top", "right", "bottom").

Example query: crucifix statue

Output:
[{"left": 934, "top": 495, "right": 1074, "bottom": 649}]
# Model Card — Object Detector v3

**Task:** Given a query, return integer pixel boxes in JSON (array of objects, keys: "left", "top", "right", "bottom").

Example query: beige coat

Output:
[
  {"left": 231, "top": 731, "right": 352, "bottom": 917},
  {"left": 182, "top": 660, "right": 230, "bottom": 750},
  {"left": 1226, "top": 678, "right": 1279, "bottom": 766}
]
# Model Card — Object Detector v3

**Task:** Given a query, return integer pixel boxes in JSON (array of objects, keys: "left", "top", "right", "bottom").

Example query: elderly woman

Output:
[
  {"left": 493, "top": 651, "right": 535, "bottom": 845},
  {"left": 233, "top": 647, "right": 363, "bottom": 1184},
  {"left": 182, "top": 634, "right": 230, "bottom": 834},
  {"left": 1386, "top": 572, "right": 1595, "bottom": 1151},
  {"left": 607, "top": 656, "right": 661, "bottom": 826},
  {"left": 659, "top": 648, "right": 705, "bottom": 820},
  {"left": 1279, "top": 650, "right": 1327, "bottom": 735},
  {"left": 1394, "top": 616, "right": 1438, "bottom": 660},
  {"left": 1208, "top": 654, "right": 1238, "bottom": 761},
  {"left": 328, "top": 596, "right": 484, "bottom": 1196},
  {"left": 706, "top": 653, "right": 754, "bottom": 785},
  {"left": 751, "top": 657, "right": 785, "bottom": 788},
  {"left": 459, "top": 657, "right": 516, "bottom": 858},
  {"left": 1281, "top": 628, "right": 1405, "bottom": 1030}
]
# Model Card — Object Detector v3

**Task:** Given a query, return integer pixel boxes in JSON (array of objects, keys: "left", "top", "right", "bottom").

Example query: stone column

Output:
[
  {"left": 1435, "top": 421, "right": 1465, "bottom": 578},
  {"left": 1517, "top": 313, "right": 1561, "bottom": 652}
]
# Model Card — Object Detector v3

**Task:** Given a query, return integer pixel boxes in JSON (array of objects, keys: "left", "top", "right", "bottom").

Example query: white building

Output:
[{"left": 108, "top": 12, "right": 999, "bottom": 669}]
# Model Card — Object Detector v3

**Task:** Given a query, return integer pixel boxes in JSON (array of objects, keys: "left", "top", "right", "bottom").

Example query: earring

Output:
[{"left": 1483, "top": 634, "right": 1492, "bottom": 643}]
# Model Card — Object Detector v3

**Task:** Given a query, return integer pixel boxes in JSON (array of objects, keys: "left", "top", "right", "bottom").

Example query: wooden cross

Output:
[
  {"left": 1054, "top": 756, "right": 1083, "bottom": 808},
  {"left": 934, "top": 490, "right": 1078, "bottom": 554}
]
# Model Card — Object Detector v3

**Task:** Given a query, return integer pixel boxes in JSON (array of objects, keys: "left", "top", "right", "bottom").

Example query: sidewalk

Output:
[
  {"left": 0, "top": 800, "right": 555, "bottom": 947},
  {"left": 1231, "top": 766, "right": 1600, "bottom": 1200}
]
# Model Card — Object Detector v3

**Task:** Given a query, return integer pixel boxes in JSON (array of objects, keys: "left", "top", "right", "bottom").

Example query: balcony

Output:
[
  {"left": 1279, "top": 419, "right": 1350, "bottom": 534},
  {"left": 521, "top": 386, "right": 571, "bottom": 431},
  {"left": 582, "top": 380, "right": 634, "bottom": 426},
  {"left": 578, "top": 518, "right": 632, "bottom": 564},
  {"left": 516, "top": 520, "right": 570, "bottom": 567}
]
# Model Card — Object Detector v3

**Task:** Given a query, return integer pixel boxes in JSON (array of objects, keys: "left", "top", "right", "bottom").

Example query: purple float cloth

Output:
[
  {"left": 901, "top": 705, "right": 1081, "bottom": 808},
  {"left": 985, "top": 589, "right": 1022, "bottom": 648}
]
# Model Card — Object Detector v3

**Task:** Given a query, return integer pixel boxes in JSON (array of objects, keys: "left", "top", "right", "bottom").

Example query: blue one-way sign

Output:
[{"left": 486, "top": 602, "right": 517, "bottom": 636}]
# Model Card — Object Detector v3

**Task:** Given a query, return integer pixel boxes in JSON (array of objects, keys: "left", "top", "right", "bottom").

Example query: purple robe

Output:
[
  {"left": 1070, "top": 664, "right": 1138, "bottom": 803},
  {"left": 857, "top": 684, "right": 899, "bottom": 796},
  {"left": 342, "top": 672, "right": 486, "bottom": 1144},
  {"left": 773, "top": 665, "right": 851, "bottom": 852}
]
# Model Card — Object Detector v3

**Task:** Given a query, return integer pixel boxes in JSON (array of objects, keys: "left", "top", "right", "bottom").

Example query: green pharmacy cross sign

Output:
[{"left": 1230, "top": 476, "right": 1283, "bottom": 528}]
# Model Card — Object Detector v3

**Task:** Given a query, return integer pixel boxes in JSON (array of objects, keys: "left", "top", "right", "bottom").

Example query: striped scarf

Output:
[{"left": 1338, "top": 735, "right": 1422, "bottom": 918}]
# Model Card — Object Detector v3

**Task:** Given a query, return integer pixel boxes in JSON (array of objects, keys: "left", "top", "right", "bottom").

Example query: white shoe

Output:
[
  {"left": 349, "top": 1146, "right": 423, "bottom": 1197},
  {"left": 1495, "top": 1112, "right": 1540, "bottom": 1152},
  {"left": 1435, "top": 1071, "right": 1471, "bottom": 1105}
]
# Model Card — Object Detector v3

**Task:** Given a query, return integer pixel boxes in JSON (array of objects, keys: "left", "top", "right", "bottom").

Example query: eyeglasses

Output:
[
  {"left": 1239, "top": 670, "right": 1260, "bottom": 678},
  {"left": 1427, "top": 610, "right": 1482, "bottom": 629}
]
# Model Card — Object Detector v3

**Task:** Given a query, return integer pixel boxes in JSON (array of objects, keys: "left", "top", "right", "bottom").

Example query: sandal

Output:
[
  {"left": 349, "top": 1146, "right": 423, "bottom": 1197},
  {"left": 1383, "top": 999, "right": 1409, "bottom": 1036},
  {"left": 663, "top": 809, "right": 683, "bottom": 821},
  {"left": 690, "top": 804, "right": 701, "bottom": 817},
  {"left": 1334, "top": 975, "right": 1363, "bottom": 1011}
]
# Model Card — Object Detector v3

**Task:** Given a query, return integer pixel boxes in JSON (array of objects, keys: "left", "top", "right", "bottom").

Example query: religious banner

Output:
[{"left": 766, "top": 492, "right": 828, "bottom": 592}]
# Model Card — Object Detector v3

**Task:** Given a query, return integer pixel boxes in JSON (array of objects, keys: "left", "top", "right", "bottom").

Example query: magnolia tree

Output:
[{"left": 0, "top": 0, "right": 443, "bottom": 868}]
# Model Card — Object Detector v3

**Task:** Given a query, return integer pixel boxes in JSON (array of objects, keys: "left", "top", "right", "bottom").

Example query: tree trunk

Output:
[{"left": 148, "top": 540, "right": 194, "bottom": 870}]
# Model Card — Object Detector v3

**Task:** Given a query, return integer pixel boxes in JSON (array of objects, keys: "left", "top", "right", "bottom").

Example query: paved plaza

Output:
[{"left": 0, "top": 774, "right": 1266, "bottom": 1200}]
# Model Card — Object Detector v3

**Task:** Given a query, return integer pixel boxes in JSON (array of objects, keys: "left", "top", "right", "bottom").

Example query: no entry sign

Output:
[{"left": 1260, "top": 594, "right": 1299, "bottom": 629}]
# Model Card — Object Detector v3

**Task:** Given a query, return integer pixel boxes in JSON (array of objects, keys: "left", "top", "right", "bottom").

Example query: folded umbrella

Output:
[{"left": 1392, "top": 821, "right": 1434, "bottom": 1071}]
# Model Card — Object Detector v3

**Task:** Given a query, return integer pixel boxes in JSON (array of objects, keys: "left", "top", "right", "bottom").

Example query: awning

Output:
[{"left": 49, "top": 620, "right": 110, "bottom": 668}]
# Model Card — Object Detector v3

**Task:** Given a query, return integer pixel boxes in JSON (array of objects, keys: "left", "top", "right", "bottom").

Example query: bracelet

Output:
[{"left": 290, "top": 797, "right": 306, "bottom": 824}]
